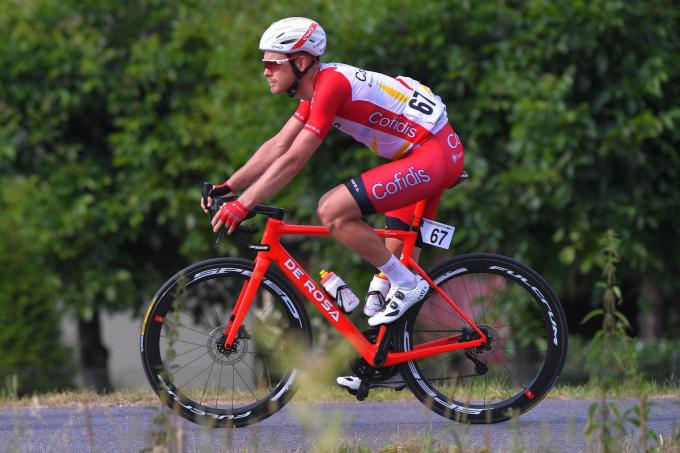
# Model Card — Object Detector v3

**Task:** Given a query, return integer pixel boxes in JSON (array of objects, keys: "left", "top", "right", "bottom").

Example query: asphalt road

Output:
[{"left": 1, "top": 398, "right": 678, "bottom": 452}]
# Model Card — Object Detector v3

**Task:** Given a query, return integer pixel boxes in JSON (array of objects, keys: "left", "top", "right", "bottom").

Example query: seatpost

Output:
[
  {"left": 401, "top": 199, "right": 427, "bottom": 262},
  {"left": 411, "top": 199, "right": 427, "bottom": 228}
]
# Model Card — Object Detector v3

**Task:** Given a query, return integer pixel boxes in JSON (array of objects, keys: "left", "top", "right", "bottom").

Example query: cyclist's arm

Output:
[
  {"left": 232, "top": 70, "right": 349, "bottom": 207},
  {"left": 226, "top": 114, "right": 305, "bottom": 191},
  {"left": 237, "top": 129, "right": 323, "bottom": 209}
]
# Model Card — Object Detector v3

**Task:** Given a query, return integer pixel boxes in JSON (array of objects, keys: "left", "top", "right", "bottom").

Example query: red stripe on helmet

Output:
[{"left": 291, "top": 22, "right": 318, "bottom": 50}]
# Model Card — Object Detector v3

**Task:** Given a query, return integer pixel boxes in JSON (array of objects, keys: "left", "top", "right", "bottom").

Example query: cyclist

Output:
[{"left": 201, "top": 17, "right": 464, "bottom": 388}]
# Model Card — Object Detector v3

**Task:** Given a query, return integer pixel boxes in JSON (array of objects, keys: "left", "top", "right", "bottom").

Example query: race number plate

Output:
[{"left": 420, "top": 219, "right": 455, "bottom": 249}]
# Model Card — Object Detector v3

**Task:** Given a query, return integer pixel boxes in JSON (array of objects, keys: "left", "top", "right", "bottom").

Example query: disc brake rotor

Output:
[{"left": 207, "top": 325, "right": 249, "bottom": 365}]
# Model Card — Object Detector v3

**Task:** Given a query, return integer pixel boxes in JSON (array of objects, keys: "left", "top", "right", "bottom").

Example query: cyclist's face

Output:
[{"left": 262, "top": 51, "right": 296, "bottom": 94}]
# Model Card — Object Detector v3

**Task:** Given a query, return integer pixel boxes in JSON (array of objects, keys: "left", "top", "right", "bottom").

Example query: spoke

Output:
[
  {"left": 418, "top": 354, "right": 459, "bottom": 373},
  {"left": 449, "top": 364, "right": 464, "bottom": 404},
  {"left": 175, "top": 304, "right": 219, "bottom": 332},
  {"left": 421, "top": 297, "right": 466, "bottom": 327},
  {"left": 264, "top": 358, "right": 273, "bottom": 390},
  {"left": 420, "top": 374, "right": 480, "bottom": 382},
  {"left": 496, "top": 358, "right": 525, "bottom": 396},
  {"left": 415, "top": 312, "right": 463, "bottom": 331},
  {"left": 177, "top": 361, "right": 215, "bottom": 390},
  {"left": 167, "top": 351, "right": 209, "bottom": 376},
  {"left": 160, "top": 336, "right": 205, "bottom": 348},
  {"left": 165, "top": 318, "right": 210, "bottom": 337},
  {"left": 161, "top": 345, "right": 204, "bottom": 365},
  {"left": 239, "top": 356, "right": 259, "bottom": 380},
  {"left": 501, "top": 346, "right": 547, "bottom": 354},
  {"left": 462, "top": 274, "right": 480, "bottom": 324},
  {"left": 413, "top": 329, "right": 462, "bottom": 334},
  {"left": 200, "top": 362, "right": 216, "bottom": 405},
  {"left": 233, "top": 365, "right": 258, "bottom": 401},
  {"left": 465, "top": 370, "right": 473, "bottom": 407},
  {"left": 178, "top": 308, "right": 203, "bottom": 326},
  {"left": 216, "top": 363, "right": 224, "bottom": 408}
]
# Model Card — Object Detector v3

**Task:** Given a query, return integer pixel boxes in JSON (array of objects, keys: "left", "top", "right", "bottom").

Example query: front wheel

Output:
[
  {"left": 401, "top": 253, "right": 568, "bottom": 423},
  {"left": 140, "top": 258, "right": 312, "bottom": 427}
]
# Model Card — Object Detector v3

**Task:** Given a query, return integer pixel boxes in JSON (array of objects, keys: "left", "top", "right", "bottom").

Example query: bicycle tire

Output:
[
  {"left": 400, "top": 253, "right": 568, "bottom": 423},
  {"left": 140, "top": 258, "right": 312, "bottom": 427}
]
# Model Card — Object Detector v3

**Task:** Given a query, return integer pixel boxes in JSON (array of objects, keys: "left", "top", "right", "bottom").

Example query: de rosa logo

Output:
[{"left": 371, "top": 166, "right": 431, "bottom": 200}]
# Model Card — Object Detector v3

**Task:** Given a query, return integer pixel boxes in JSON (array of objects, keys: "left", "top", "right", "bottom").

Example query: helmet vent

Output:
[
  {"left": 275, "top": 32, "right": 285, "bottom": 39},
  {"left": 280, "top": 39, "right": 296, "bottom": 44}
]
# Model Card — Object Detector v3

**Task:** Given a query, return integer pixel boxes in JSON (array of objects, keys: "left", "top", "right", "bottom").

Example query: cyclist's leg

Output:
[
  {"left": 382, "top": 189, "right": 444, "bottom": 262},
  {"left": 317, "top": 185, "right": 393, "bottom": 267},
  {"left": 381, "top": 122, "right": 463, "bottom": 263}
]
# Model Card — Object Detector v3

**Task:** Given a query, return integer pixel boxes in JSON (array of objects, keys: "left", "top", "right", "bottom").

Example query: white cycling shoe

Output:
[{"left": 367, "top": 276, "right": 429, "bottom": 326}]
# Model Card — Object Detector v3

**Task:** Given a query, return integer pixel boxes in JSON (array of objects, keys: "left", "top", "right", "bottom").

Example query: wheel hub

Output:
[
  {"left": 473, "top": 324, "right": 500, "bottom": 358},
  {"left": 207, "top": 325, "right": 249, "bottom": 365}
]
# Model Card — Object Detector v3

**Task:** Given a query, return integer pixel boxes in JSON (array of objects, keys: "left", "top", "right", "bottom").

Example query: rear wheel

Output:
[
  {"left": 401, "top": 253, "right": 568, "bottom": 423},
  {"left": 140, "top": 258, "right": 311, "bottom": 427}
]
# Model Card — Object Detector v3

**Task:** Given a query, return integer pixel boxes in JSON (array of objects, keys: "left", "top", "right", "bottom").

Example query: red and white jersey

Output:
[{"left": 294, "top": 63, "right": 448, "bottom": 160}]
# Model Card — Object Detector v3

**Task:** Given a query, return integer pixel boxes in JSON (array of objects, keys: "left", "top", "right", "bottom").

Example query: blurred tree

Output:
[{"left": 0, "top": 177, "right": 72, "bottom": 393}]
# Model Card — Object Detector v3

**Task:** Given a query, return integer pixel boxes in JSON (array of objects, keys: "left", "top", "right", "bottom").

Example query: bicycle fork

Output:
[{"left": 222, "top": 257, "right": 271, "bottom": 348}]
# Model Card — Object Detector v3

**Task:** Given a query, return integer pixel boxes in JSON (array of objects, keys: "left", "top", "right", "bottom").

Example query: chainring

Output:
[{"left": 350, "top": 327, "right": 401, "bottom": 384}]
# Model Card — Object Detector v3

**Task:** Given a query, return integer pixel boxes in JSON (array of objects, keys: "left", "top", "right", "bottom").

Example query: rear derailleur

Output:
[{"left": 460, "top": 326, "right": 493, "bottom": 375}]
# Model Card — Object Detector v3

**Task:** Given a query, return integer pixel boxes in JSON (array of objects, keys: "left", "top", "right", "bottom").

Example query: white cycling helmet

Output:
[{"left": 259, "top": 17, "right": 326, "bottom": 57}]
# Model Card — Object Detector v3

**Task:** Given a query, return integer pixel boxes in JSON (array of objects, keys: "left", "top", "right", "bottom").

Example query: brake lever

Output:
[
  {"left": 202, "top": 182, "right": 213, "bottom": 209},
  {"left": 202, "top": 182, "right": 258, "bottom": 246}
]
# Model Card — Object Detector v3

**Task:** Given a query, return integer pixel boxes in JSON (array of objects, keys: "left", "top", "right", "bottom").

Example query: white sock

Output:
[{"left": 377, "top": 255, "right": 416, "bottom": 290}]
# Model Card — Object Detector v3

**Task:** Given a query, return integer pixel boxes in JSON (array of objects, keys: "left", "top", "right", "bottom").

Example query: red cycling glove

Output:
[
  {"left": 209, "top": 181, "right": 232, "bottom": 198},
  {"left": 214, "top": 199, "right": 249, "bottom": 234}
]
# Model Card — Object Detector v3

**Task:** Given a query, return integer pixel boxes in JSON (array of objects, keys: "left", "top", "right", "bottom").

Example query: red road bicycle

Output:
[{"left": 140, "top": 174, "right": 568, "bottom": 427}]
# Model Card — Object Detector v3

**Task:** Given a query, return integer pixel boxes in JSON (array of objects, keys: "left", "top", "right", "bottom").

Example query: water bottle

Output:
[
  {"left": 319, "top": 270, "right": 360, "bottom": 314},
  {"left": 364, "top": 273, "right": 391, "bottom": 316}
]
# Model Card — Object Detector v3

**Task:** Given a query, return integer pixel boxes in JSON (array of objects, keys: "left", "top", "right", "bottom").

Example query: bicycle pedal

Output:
[
  {"left": 339, "top": 382, "right": 369, "bottom": 401},
  {"left": 368, "top": 381, "right": 406, "bottom": 391}
]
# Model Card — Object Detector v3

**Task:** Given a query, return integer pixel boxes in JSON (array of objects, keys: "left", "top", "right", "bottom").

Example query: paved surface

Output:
[{"left": 1, "top": 398, "right": 678, "bottom": 452}]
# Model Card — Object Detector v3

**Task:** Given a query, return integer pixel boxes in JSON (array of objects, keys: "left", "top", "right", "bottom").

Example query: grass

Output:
[{"left": 1, "top": 380, "right": 678, "bottom": 409}]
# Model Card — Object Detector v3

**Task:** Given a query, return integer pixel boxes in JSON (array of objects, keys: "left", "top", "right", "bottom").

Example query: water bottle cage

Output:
[
  {"left": 336, "top": 285, "right": 353, "bottom": 314},
  {"left": 366, "top": 291, "right": 387, "bottom": 311}
]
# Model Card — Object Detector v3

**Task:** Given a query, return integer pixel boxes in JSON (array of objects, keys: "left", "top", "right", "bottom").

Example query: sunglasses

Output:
[{"left": 262, "top": 57, "right": 297, "bottom": 71}]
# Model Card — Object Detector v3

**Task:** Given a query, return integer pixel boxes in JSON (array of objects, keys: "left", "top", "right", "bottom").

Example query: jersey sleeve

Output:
[
  {"left": 293, "top": 100, "right": 311, "bottom": 123},
  {"left": 303, "top": 68, "right": 352, "bottom": 138}
]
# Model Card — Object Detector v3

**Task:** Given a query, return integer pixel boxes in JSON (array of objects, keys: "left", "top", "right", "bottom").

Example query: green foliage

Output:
[
  {"left": 0, "top": 177, "right": 72, "bottom": 393},
  {"left": 583, "top": 230, "right": 665, "bottom": 452},
  {"left": 583, "top": 230, "right": 636, "bottom": 383}
]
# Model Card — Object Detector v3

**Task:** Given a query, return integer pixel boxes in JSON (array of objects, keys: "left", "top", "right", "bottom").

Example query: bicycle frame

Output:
[{"left": 222, "top": 200, "right": 487, "bottom": 368}]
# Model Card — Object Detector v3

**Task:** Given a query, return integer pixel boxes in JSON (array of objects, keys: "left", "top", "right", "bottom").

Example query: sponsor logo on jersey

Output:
[
  {"left": 447, "top": 133, "right": 461, "bottom": 149},
  {"left": 368, "top": 112, "right": 417, "bottom": 139},
  {"left": 371, "top": 166, "right": 431, "bottom": 200}
]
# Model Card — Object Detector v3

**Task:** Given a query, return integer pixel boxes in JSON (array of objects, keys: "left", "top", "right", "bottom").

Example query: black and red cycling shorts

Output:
[{"left": 344, "top": 123, "right": 464, "bottom": 227}]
